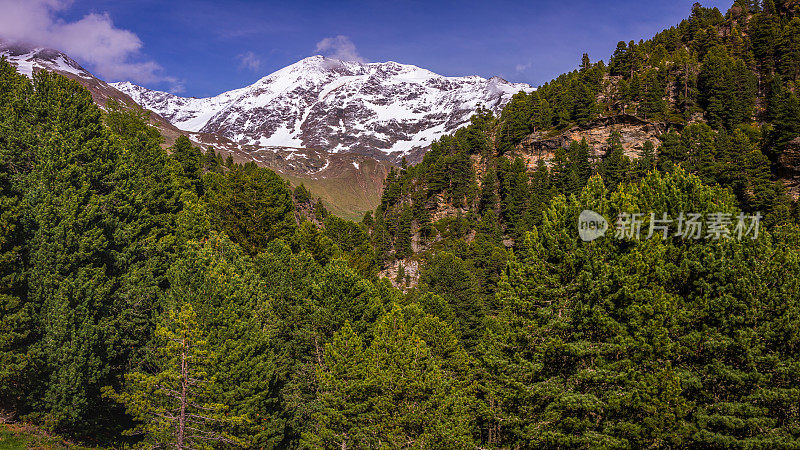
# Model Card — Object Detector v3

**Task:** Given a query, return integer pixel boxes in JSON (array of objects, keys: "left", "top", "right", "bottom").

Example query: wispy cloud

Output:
[
  {"left": 0, "top": 0, "right": 182, "bottom": 92},
  {"left": 314, "top": 35, "right": 365, "bottom": 63},
  {"left": 237, "top": 51, "right": 261, "bottom": 72},
  {"left": 515, "top": 61, "right": 532, "bottom": 73}
]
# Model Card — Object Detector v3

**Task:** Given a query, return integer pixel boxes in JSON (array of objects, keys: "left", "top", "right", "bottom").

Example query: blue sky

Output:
[{"left": 4, "top": 0, "right": 732, "bottom": 97}]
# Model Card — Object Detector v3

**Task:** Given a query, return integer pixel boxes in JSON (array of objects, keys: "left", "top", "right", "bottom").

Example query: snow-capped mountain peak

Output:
[
  {"left": 0, "top": 42, "right": 94, "bottom": 79},
  {"left": 112, "top": 56, "right": 534, "bottom": 161}
]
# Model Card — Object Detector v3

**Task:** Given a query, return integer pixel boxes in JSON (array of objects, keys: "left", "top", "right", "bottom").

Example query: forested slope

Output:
[
  {"left": 0, "top": 1, "right": 799, "bottom": 448},
  {"left": 369, "top": 0, "right": 800, "bottom": 280}
]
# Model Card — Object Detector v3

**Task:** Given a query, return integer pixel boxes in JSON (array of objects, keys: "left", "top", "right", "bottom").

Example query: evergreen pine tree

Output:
[
  {"left": 599, "top": 132, "right": 631, "bottom": 188},
  {"left": 204, "top": 162, "right": 296, "bottom": 255},
  {"left": 26, "top": 71, "right": 120, "bottom": 434},
  {"left": 104, "top": 302, "right": 245, "bottom": 448},
  {"left": 0, "top": 58, "right": 34, "bottom": 413},
  {"left": 170, "top": 135, "right": 203, "bottom": 194}
]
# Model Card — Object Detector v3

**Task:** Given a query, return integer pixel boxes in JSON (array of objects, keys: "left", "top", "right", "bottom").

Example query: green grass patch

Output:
[{"left": 0, "top": 423, "right": 93, "bottom": 450}]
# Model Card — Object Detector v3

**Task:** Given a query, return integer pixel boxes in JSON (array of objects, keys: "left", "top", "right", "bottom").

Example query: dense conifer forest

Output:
[{"left": 2, "top": 1, "right": 800, "bottom": 448}]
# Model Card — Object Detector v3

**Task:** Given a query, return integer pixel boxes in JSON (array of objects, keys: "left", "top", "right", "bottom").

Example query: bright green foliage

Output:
[
  {"left": 168, "top": 233, "right": 279, "bottom": 447},
  {"left": 482, "top": 170, "right": 800, "bottom": 448},
  {"left": 304, "top": 305, "right": 476, "bottom": 448},
  {"left": 104, "top": 301, "right": 245, "bottom": 448}
]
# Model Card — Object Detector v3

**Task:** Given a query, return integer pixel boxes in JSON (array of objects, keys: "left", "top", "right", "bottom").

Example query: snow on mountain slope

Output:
[
  {"left": 0, "top": 42, "right": 95, "bottom": 79},
  {"left": 112, "top": 56, "right": 534, "bottom": 160},
  {"left": 0, "top": 41, "right": 188, "bottom": 136}
]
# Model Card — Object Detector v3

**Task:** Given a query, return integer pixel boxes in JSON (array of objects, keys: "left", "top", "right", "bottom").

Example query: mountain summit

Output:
[{"left": 112, "top": 55, "right": 534, "bottom": 161}]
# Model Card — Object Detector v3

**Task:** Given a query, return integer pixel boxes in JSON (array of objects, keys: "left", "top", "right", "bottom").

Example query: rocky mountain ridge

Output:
[{"left": 111, "top": 56, "right": 534, "bottom": 162}]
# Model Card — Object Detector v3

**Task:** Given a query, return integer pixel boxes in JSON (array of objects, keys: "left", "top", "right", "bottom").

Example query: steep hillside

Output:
[{"left": 369, "top": 0, "right": 800, "bottom": 286}]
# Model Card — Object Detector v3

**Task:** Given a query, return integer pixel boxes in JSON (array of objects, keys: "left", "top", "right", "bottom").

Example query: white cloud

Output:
[
  {"left": 0, "top": 0, "right": 181, "bottom": 91},
  {"left": 237, "top": 51, "right": 261, "bottom": 71},
  {"left": 515, "top": 61, "right": 532, "bottom": 73},
  {"left": 314, "top": 35, "right": 365, "bottom": 63}
]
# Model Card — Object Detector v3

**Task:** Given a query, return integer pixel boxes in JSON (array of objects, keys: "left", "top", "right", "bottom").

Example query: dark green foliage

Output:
[
  {"left": 0, "top": 58, "right": 34, "bottom": 413},
  {"left": 778, "top": 17, "right": 800, "bottom": 81},
  {"left": 170, "top": 135, "right": 203, "bottom": 194},
  {"left": 293, "top": 183, "right": 311, "bottom": 204},
  {"left": 313, "top": 198, "right": 328, "bottom": 222},
  {"left": 750, "top": 12, "right": 781, "bottom": 73},
  {"left": 598, "top": 132, "right": 632, "bottom": 189},
  {"left": 497, "top": 157, "right": 531, "bottom": 238},
  {"left": 202, "top": 147, "right": 224, "bottom": 173},
  {"left": 767, "top": 91, "right": 800, "bottom": 157},
  {"left": 24, "top": 70, "right": 123, "bottom": 435},
  {"left": 528, "top": 159, "right": 553, "bottom": 220},
  {"left": 4, "top": 2, "right": 800, "bottom": 448},
  {"left": 420, "top": 252, "right": 483, "bottom": 350},
  {"left": 637, "top": 140, "right": 657, "bottom": 175},
  {"left": 698, "top": 46, "right": 757, "bottom": 129},
  {"left": 104, "top": 101, "right": 181, "bottom": 372},
  {"left": 204, "top": 162, "right": 296, "bottom": 255},
  {"left": 324, "top": 215, "right": 377, "bottom": 277},
  {"left": 394, "top": 204, "right": 414, "bottom": 258},
  {"left": 479, "top": 167, "right": 499, "bottom": 214},
  {"left": 640, "top": 69, "right": 667, "bottom": 120},
  {"left": 292, "top": 221, "right": 338, "bottom": 266},
  {"left": 497, "top": 92, "right": 532, "bottom": 153}
]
